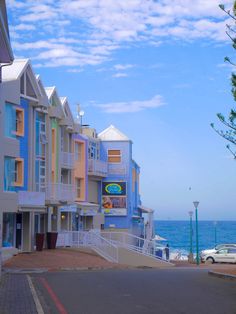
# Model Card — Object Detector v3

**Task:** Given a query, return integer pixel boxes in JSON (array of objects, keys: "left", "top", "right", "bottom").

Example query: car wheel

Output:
[{"left": 206, "top": 257, "right": 214, "bottom": 264}]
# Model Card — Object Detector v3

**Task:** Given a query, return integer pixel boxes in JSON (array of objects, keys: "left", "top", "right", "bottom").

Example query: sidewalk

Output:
[
  {"left": 0, "top": 274, "right": 38, "bottom": 314},
  {"left": 3, "top": 247, "right": 127, "bottom": 272}
]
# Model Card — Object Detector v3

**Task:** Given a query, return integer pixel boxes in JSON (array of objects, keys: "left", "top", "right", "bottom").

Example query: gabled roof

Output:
[
  {"left": 98, "top": 125, "right": 130, "bottom": 141},
  {"left": 2, "top": 59, "right": 43, "bottom": 102},
  {"left": 35, "top": 75, "right": 49, "bottom": 107},
  {"left": 60, "top": 96, "right": 74, "bottom": 124},
  {"left": 45, "top": 86, "right": 56, "bottom": 100},
  {"left": 2, "top": 59, "right": 29, "bottom": 81}
]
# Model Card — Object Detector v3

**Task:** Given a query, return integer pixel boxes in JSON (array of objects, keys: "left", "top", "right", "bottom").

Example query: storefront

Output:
[{"left": 76, "top": 202, "right": 103, "bottom": 231}]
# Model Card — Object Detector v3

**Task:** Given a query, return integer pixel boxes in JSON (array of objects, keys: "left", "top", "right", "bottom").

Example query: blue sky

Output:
[{"left": 7, "top": 0, "right": 236, "bottom": 220}]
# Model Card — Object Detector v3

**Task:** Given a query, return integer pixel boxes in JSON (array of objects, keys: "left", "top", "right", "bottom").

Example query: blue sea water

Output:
[{"left": 154, "top": 220, "right": 236, "bottom": 256}]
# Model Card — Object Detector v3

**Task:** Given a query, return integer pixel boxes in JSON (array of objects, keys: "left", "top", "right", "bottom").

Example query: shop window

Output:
[
  {"left": 2, "top": 213, "right": 15, "bottom": 247},
  {"left": 108, "top": 150, "right": 121, "bottom": 163}
]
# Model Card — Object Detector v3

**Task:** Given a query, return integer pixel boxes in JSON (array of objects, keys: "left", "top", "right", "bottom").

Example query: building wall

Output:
[
  {"left": 100, "top": 140, "right": 134, "bottom": 230},
  {"left": 73, "top": 134, "right": 87, "bottom": 201}
]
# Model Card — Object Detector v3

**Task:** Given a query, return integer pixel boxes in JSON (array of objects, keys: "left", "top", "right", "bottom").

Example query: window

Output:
[
  {"left": 5, "top": 103, "right": 24, "bottom": 138},
  {"left": 15, "top": 108, "right": 24, "bottom": 136},
  {"left": 75, "top": 142, "right": 82, "bottom": 162},
  {"left": 76, "top": 178, "right": 81, "bottom": 198},
  {"left": 108, "top": 150, "right": 121, "bottom": 163},
  {"left": 14, "top": 158, "right": 24, "bottom": 186},
  {"left": 52, "top": 129, "right": 56, "bottom": 154},
  {"left": 88, "top": 141, "right": 100, "bottom": 160},
  {"left": 4, "top": 157, "right": 24, "bottom": 191}
]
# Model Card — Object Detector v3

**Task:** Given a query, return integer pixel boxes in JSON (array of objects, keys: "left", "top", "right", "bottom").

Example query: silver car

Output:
[{"left": 202, "top": 247, "right": 236, "bottom": 264}]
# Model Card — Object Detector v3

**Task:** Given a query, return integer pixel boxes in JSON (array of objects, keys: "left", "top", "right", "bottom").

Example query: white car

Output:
[
  {"left": 200, "top": 244, "right": 236, "bottom": 259},
  {"left": 202, "top": 247, "right": 236, "bottom": 264}
]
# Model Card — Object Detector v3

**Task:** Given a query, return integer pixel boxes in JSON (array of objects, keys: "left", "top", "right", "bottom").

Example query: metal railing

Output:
[
  {"left": 101, "top": 231, "right": 168, "bottom": 262},
  {"left": 107, "top": 163, "right": 128, "bottom": 176},
  {"left": 45, "top": 183, "right": 75, "bottom": 202},
  {"left": 60, "top": 151, "right": 75, "bottom": 168},
  {"left": 88, "top": 159, "right": 108, "bottom": 176},
  {"left": 56, "top": 231, "right": 118, "bottom": 263}
]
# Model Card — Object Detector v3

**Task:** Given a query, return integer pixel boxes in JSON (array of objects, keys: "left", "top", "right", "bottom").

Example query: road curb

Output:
[{"left": 208, "top": 271, "right": 236, "bottom": 281}]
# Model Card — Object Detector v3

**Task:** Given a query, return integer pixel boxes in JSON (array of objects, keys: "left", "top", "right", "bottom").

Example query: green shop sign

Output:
[{"left": 102, "top": 182, "right": 126, "bottom": 196}]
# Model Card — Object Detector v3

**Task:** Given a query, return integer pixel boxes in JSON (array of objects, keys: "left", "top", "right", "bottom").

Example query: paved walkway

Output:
[
  {"left": 3, "top": 248, "right": 127, "bottom": 271},
  {"left": 0, "top": 274, "right": 37, "bottom": 314}
]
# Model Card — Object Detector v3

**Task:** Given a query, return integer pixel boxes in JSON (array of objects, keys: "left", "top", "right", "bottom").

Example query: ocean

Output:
[{"left": 154, "top": 220, "right": 236, "bottom": 257}]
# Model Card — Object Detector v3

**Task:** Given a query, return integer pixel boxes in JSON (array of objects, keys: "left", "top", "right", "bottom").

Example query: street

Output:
[{"left": 31, "top": 268, "right": 236, "bottom": 314}]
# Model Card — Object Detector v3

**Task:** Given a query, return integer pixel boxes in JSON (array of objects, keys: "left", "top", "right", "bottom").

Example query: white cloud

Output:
[
  {"left": 96, "top": 94, "right": 165, "bottom": 113},
  {"left": 112, "top": 72, "right": 128, "bottom": 78},
  {"left": 7, "top": 0, "right": 233, "bottom": 68},
  {"left": 114, "top": 64, "right": 135, "bottom": 71}
]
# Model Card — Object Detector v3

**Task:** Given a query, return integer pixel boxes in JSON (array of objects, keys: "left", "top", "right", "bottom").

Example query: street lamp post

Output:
[
  {"left": 193, "top": 201, "right": 200, "bottom": 265},
  {"left": 214, "top": 221, "right": 217, "bottom": 246},
  {"left": 188, "top": 211, "right": 193, "bottom": 263}
]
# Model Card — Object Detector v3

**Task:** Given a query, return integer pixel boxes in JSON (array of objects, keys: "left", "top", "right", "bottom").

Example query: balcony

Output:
[
  {"left": 60, "top": 151, "right": 75, "bottom": 169},
  {"left": 88, "top": 159, "right": 108, "bottom": 177},
  {"left": 46, "top": 183, "right": 75, "bottom": 203},
  {"left": 107, "top": 163, "right": 128, "bottom": 176},
  {"left": 18, "top": 191, "right": 45, "bottom": 208}
]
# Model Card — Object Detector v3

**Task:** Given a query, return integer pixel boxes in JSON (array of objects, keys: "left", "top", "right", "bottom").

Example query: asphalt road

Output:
[{"left": 33, "top": 268, "right": 236, "bottom": 314}]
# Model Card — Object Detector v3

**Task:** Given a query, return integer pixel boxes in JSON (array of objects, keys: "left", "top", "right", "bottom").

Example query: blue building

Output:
[{"left": 98, "top": 125, "right": 144, "bottom": 237}]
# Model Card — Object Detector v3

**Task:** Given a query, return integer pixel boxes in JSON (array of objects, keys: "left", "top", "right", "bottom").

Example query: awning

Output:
[
  {"left": 76, "top": 202, "right": 100, "bottom": 216},
  {"left": 76, "top": 202, "right": 99, "bottom": 209},
  {"left": 138, "top": 205, "right": 154, "bottom": 213},
  {"left": 59, "top": 204, "right": 77, "bottom": 212},
  {"left": 18, "top": 205, "right": 46, "bottom": 213}
]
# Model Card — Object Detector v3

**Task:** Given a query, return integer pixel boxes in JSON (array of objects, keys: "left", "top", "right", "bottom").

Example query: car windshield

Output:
[{"left": 215, "top": 244, "right": 236, "bottom": 250}]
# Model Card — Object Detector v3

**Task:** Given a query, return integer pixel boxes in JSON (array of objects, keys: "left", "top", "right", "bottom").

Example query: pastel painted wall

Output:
[
  {"left": 15, "top": 97, "right": 29, "bottom": 192},
  {"left": 73, "top": 134, "right": 88, "bottom": 201},
  {"left": 51, "top": 119, "right": 59, "bottom": 182}
]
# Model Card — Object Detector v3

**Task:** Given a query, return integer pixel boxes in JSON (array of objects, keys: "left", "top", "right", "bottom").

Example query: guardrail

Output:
[
  {"left": 101, "top": 231, "right": 168, "bottom": 262},
  {"left": 56, "top": 231, "right": 118, "bottom": 263}
]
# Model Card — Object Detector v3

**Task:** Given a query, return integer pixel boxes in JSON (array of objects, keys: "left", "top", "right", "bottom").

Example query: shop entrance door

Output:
[{"left": 15, "top": 213, "right": 22, "bottom": 249}]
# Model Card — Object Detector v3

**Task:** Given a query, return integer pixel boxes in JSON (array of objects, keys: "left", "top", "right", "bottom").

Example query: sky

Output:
[{"left": 6, "top": 0, "right": 236, "bottom": 220}]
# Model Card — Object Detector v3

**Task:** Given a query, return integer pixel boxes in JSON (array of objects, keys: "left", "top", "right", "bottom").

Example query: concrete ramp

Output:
[{"left": 118, "top": 247, "right": 174, "bottom": 268}]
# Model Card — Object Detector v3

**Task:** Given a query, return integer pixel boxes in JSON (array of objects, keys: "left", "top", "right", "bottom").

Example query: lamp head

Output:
[{"left": 193, "top": 201, "right": 199, "bottom": 209}]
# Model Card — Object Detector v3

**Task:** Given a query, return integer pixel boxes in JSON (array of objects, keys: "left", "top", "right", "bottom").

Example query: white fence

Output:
[{"left": 56, "top": 231, "right": 118, "bottom": 263}]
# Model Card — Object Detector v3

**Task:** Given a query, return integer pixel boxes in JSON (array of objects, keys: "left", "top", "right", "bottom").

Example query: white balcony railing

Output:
[
  {"left": 60, "top": 151, "right": 75, "bottom": 169},
  {"left": 88, "top": 159, "right": 108, "bottom": 177},
  {"left": 46, "top": 183, "right": 75, "bottom": 202},
  {"left": 107, "top": 163, "right": 127, "bottom": 176}
]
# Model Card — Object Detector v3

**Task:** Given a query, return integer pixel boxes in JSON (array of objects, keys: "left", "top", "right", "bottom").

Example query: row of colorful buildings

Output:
[{"left": 0, "top": 2, "right": 152, "bottom": 259}]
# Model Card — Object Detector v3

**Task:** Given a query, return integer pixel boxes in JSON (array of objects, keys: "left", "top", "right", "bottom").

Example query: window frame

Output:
[{"left": 107, "top": 149, "right": 121, "bottom": 163}]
